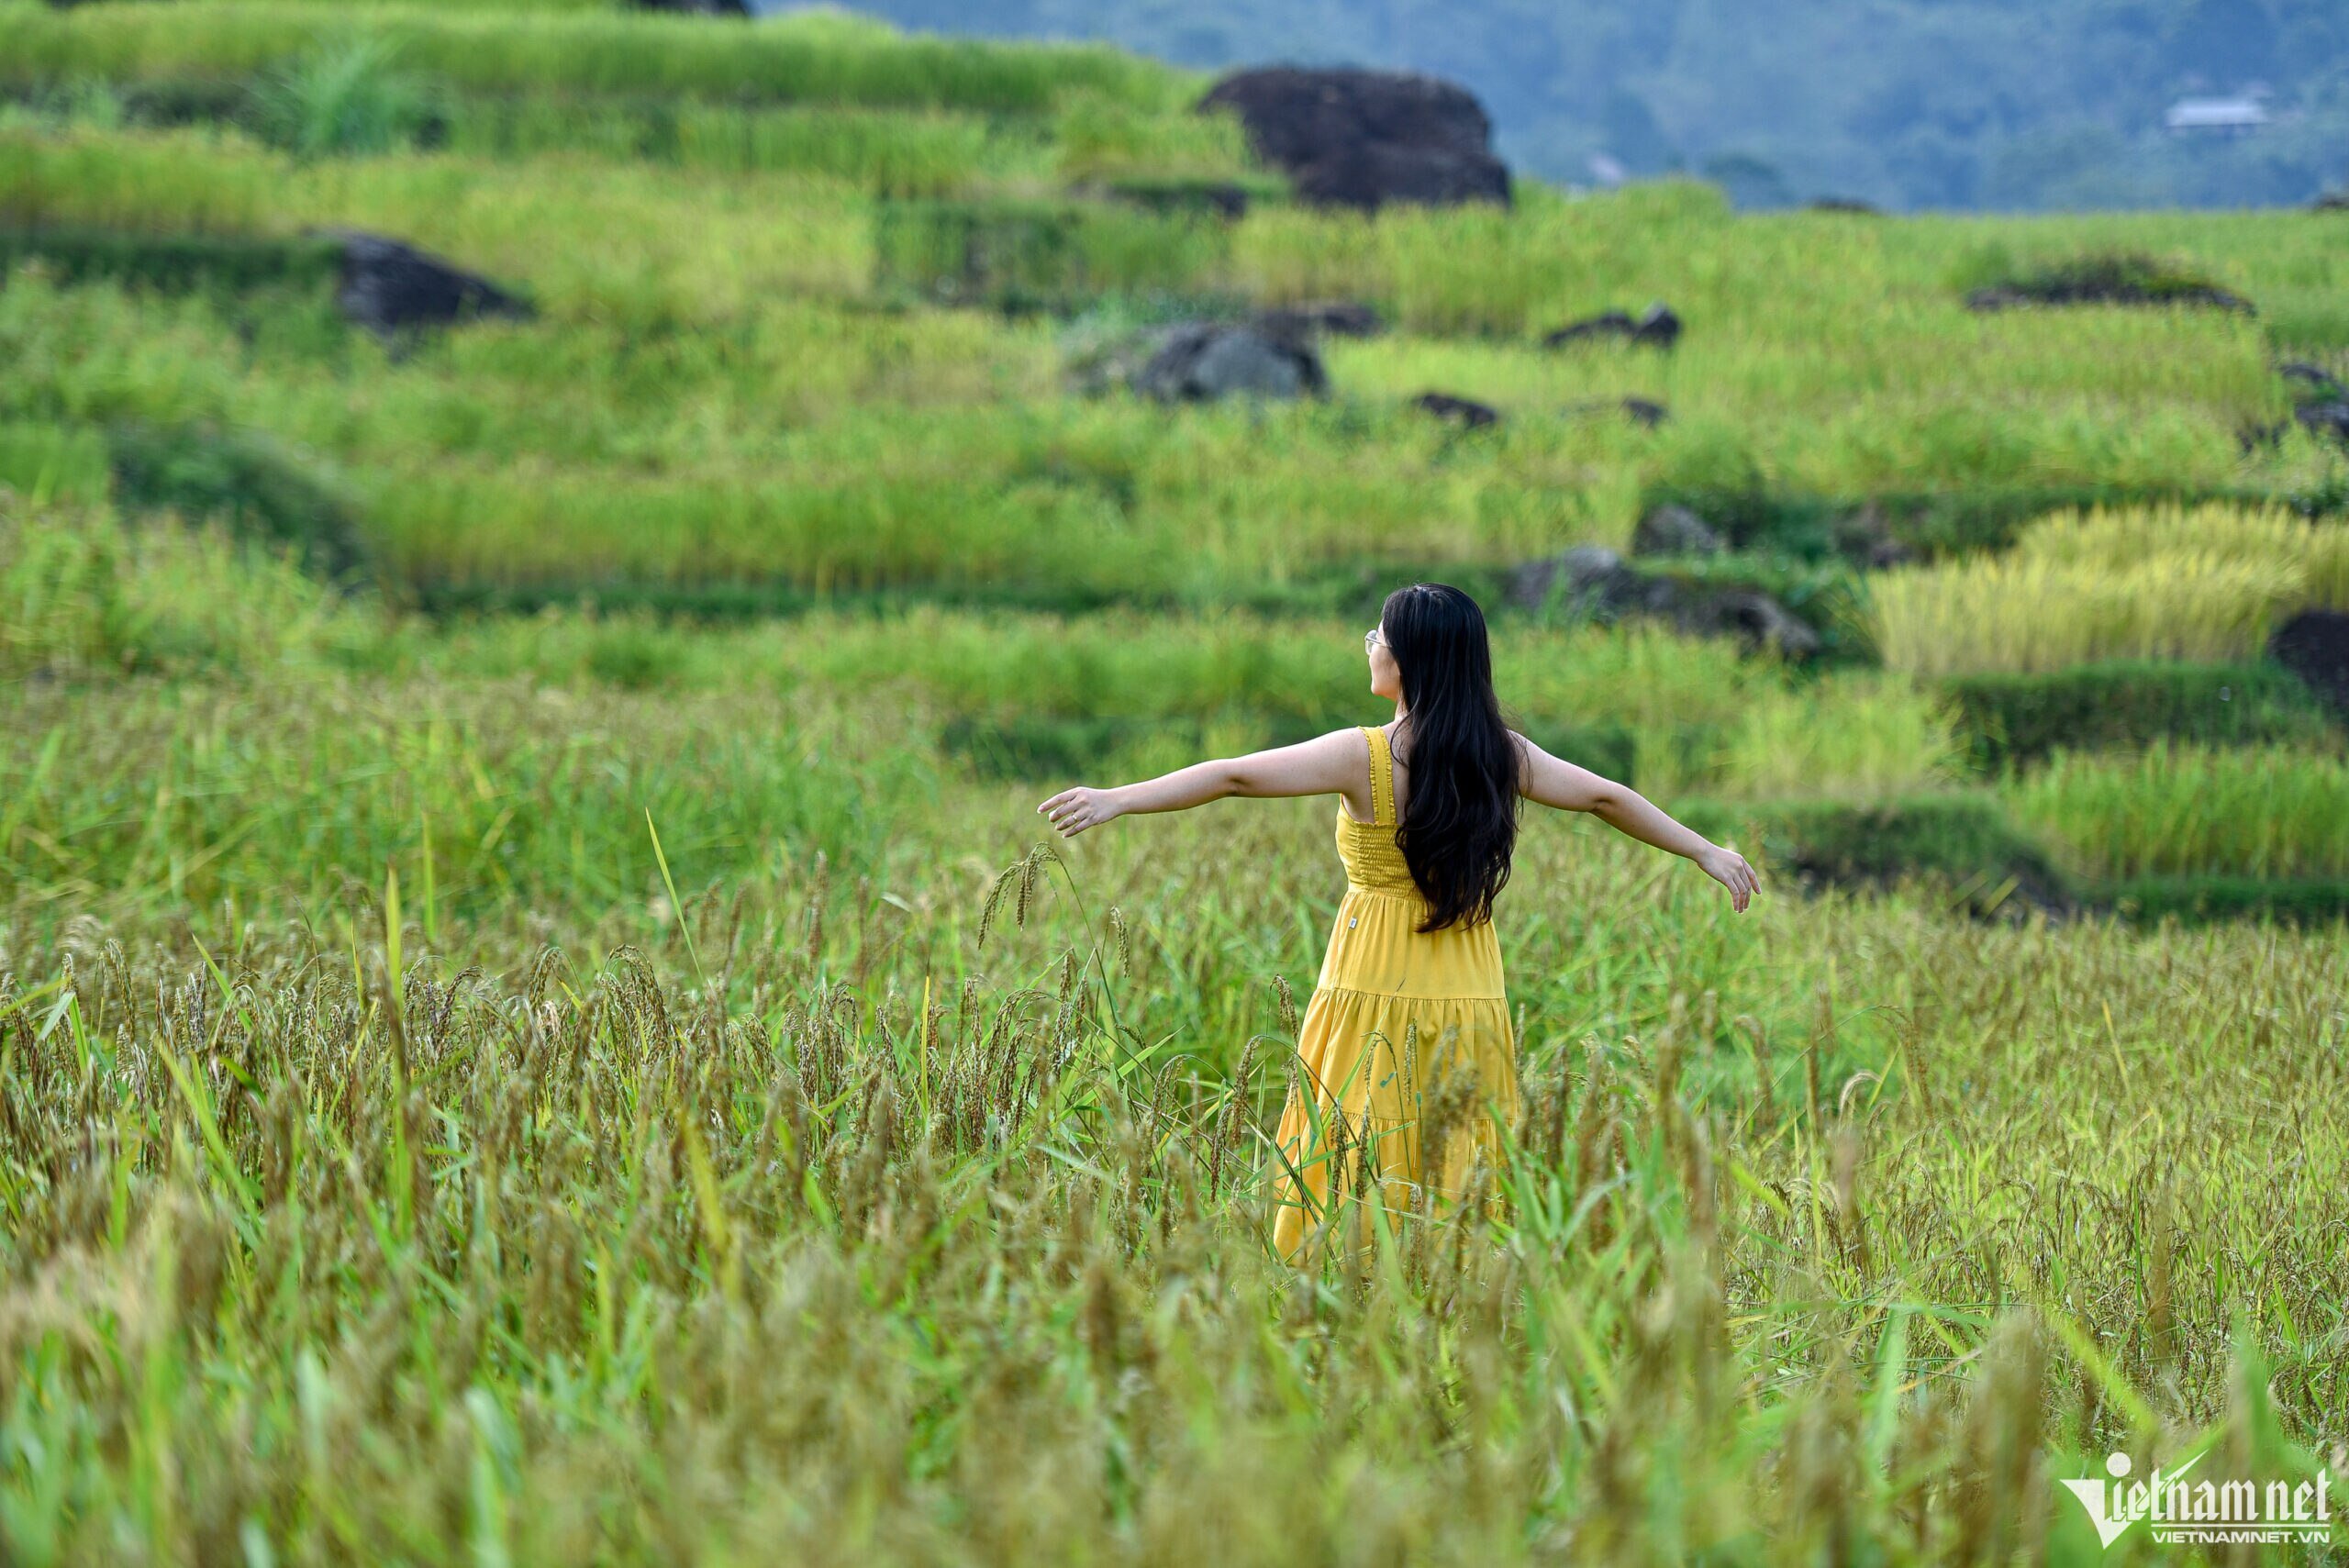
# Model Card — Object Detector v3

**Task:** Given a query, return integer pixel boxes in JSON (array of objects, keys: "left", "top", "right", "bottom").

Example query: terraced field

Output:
[{"left": 1, "top": 2, "right": 2345, "bottom": 1562}]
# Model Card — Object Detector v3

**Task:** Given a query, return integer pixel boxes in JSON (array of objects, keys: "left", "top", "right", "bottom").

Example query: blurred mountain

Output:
[{"left": 798, "top": 0, "right": 2349, "bottom": 210}]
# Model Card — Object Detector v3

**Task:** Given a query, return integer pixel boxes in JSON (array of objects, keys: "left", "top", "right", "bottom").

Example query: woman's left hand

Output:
[
  {"left": 1696, "top": 843, "right": 1761, "bottom": 913},
  {"left": 1038, "top": 785, "right": 1122, "bottom": 839}
]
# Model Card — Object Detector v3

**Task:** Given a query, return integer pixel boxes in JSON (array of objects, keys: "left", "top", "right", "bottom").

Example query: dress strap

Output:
[{"left": 1363, "top": 724, "right": 1395, "bottom": 827}]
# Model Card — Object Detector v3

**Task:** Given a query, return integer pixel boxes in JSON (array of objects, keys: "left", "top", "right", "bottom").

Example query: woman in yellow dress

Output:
[{"left": 1037, "top": 583, "right": 1759, "bottom": 1258}]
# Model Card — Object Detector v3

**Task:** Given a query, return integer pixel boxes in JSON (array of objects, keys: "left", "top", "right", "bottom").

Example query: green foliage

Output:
[
  {"left": 0, "top": 420, "right": 111, "bottom": 505},
  {"left": 2103, "top": 873, "right": 2349, "bottom": 926},
  {"left": 0, "top": 496, "right": 353, "bottom": 679},
  {"left": 1678, "top": 792, "right": 2072, "bottom": 908},
  {"left": 1052, "top": 87, "right": 1258, "bottom": 181},
  {"left": 0, "top": 2, "right": 1190, "bottom": 113},
  {"left": 874, "top": 196, "right": 1230, "bottom": 310},
  {"left": 250, "top": 37, "right": 440, "bottom": 159},
  {"left": 1871, "top": 504, "right": 2349, "bottom": 678},
  {"left": 0, "top": 851, "right": 2340, "bottom": 1557},
  {"left": 2007, "top": 740, "right": 2349, "bottom": 879},
  {"left": 439, "top": 97, "right": 1017, "bottom": 193},
  {"left": 106, "top": 421, "right": 365, "bottom": 575},
  {"left": 1944, "top": 658, "right": 2342, "bottom": 767},
  {"left": 0, "top": 224, "right": 344, "bottom": 294}
]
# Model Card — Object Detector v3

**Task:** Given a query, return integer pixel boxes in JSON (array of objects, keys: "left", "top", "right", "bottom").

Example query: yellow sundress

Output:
[{"left": 1269, "top": 723, "right": 1520, "bottom": 1260}]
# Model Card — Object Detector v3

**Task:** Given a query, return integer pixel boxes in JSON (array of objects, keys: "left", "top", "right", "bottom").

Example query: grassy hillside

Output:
[{"left": 2, "top": 4, "right": 2347, "bottom": 1562}]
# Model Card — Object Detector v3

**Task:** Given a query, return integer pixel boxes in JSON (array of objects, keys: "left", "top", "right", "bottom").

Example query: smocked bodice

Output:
[{"left": 1337, "top": 724, "right": 1420, "bottom": 897}]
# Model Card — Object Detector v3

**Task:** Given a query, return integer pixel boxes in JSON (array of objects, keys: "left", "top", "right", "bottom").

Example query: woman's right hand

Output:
[
  {"left": 1038, "top": 785, "right": 1123, "bottom": 839},
  {"left": 1696, "top": 843, "right": 1761, "bottom": 913}
]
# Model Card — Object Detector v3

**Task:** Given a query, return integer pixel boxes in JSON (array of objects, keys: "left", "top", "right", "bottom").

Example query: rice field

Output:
[
  {"left": 1871, "top": 504, "right": 2349, "bottom": 677},
  {"left": 4, "top": 0, "right": 2349, "bottom": 1561}
]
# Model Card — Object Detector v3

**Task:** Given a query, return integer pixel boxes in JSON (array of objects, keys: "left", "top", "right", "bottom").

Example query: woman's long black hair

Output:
[{"left": 1380, "top": 583, "right": 1521, "bottom": 933}]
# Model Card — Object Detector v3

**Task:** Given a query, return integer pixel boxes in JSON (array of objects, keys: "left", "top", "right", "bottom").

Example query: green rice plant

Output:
[
  {"left": 0, "top": 420, "right": 111, "bottom": 504},
  {"left": 0, "top": 662, "right": 2343, "bottom": 1560},
  {"left": 0, "top": 494, "right": 354, "bottom": 679},
  {"left": 0, "top": 127, "right": 878, "bottom": 321},
  {"left": 1943, "top": 659, "right": 2343, "bottom": 767},
  {"left": 0, "top": 125, "right": 2342, "bottom": 607},
  {"left": 874, "top": 196, "right": 1229, "bottom": 309},
  {"left": 1677, "top": 791, "right": 2067, "bottom": 901},
  {"left": 1707, "top": 671, "right": 1963, "bottom": 799},
  {"left": 439, "top": 98, "right": 1020, "bottom": 194},
  {"left": 2018, "top": 500, "right": 2314, "bottom": 570},
  {"left": 0, "top": 203, "right": 2321, "bottom": 608},
  {"left": 2006, "top": 740, "right": 2349, "bottom": 879},
  {"left": 1053, "top": 88, "right": 1258, "bottom": 182},
  {"left": 411, "top": 608, "right": 1959, "bottom": 800},
  {"left": 4, "top": 74, "right": 130, "bottom": 134},
  {"left": 106, "top": 419, "right": 365, "bottom": 573},
  {"left": 0, "top": 223, "right": 345, "bottom": 295},
  {"left": 250, "top": 36, "right": 438, "bottom": 159},
  {"left": 0, "top": 2, "right": 1190, "bottom": 113},
  {"left": 0, "top": 496, "right": 1961, "bottom": 804},
  {"left": 1872, "top": 550, "right": 2299, "bottom": 677},
  {"left": 1870, "top": 504, "right": 2347, "bottom": 677},
  {"left": 2305, "top": 515, "right": 2349, "bottom": 606},
  {"left": 0, "top": 127, "right": 281, "bottom": 236}
]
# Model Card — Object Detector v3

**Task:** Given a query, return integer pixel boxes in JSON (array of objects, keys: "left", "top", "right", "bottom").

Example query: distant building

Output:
[{"left": 2165, "top": 96, "right": 2269, "bottom": 135}]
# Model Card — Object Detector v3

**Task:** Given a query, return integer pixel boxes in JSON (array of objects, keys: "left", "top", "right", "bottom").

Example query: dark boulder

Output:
[
  {"left": 1411, "top": 392, "right": 1499, "bottom": 428},
  {"left": 2239, "top": 419, "right": 2289, "bottom": 454},
  {"left": 1253, "top": 299, "right": 1384, "bottom": 339},
  {"left": 2313, "top": 192, "right": 2349, "bottom": 212},
  {"left": 315, "top": 229, "right": 532, "bottom": 341},
  {"left": 1564, "top": 395, "right": 1670, "bottom": 428},
  {"left": 1543, "top": 303, "right": 1681, "bottom": 350},
  {"left": 1505, "top": 545, "right": 1643, "bottom": 615},
  {"left": 1197, "top": 67, "right": 1510, "bottom": 213},
  {"left": 1967, "top": 280, "right": 2252, "bottom": 313},
  {"left": 1503, "top": 545, "right": 1820, "bottom": 658},
  {"left": 1130, "top": 321, "right": 1327, "bottom": 403},
  {"left": 2279, "top": 361, "right": 2344, "bottom": 400},
  {"left": 1631, "top": 504, "right": 1724, "bottom": 557},
  {"left": 1830, "top": 501, "right": 1919, "bottom": 569},
  {"left": 2269, "top": 610, "right": 2349, "bottom": 719},
  {"left": 1964, "top": 255, "right": 2253, "bottom": 315},
  {"left": 1677, "top": 589, "right": 1822, "bottom": 659},
  {"left": 2295, "top": 403, "right": 2349, "bottom": 447},
  {"left": 1807, "top": 196, "right": 1881, "bottom": 215}
]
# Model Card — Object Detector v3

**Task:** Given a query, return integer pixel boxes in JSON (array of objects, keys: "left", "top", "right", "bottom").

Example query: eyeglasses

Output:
[{"left": 1364, "top": 627, "right": 1387, "bottom": 654}]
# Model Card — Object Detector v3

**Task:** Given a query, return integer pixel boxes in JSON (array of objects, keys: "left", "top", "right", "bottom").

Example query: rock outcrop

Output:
[
  {"left": 1543, "top": 304, "right": 1681, "bottom": 350},
  {"left": 2269, "top": 610, "right": 2349, "bottom": 719},
  {"left": 315, "top": 230, "right": 533, "bottom": 341},
  {"left": 1130, "top": 321, "right": 1327, "bottom": 403},
  {"left": 1197, "top": 67, "right": 1510, "bottom": 212},
  {"left": 1631, "top": 504, "right": 1725, "bottom": 557},
  {"left": 1503, "top": 545, "right": 1820, "bottom": 658},
  {"left": 1412, "top": 392, "right": 1499, "bottom": 428},
  {"left": 1563, "top": 396, "right": 1670, "bottom": 428}
]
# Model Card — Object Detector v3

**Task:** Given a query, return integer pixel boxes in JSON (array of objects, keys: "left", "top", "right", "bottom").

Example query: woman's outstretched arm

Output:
[
  {"left": 1038, "top": 728, "right": 1365, "bottom": 839},
  {"left": 1509, "top": 730, "right": 1762, "bottom": 913}
]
